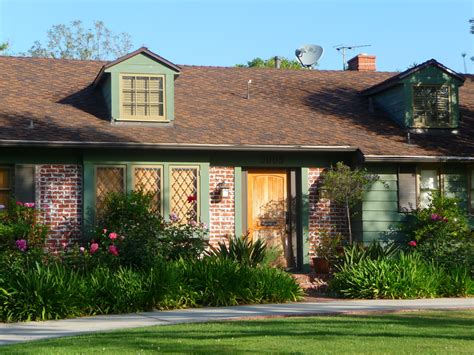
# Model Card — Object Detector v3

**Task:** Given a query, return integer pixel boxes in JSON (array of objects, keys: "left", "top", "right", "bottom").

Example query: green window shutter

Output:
[
  {"left": 398, "top": 165, "right": 416, "bottom": 212},
  {"left": 14, "top": 165, "right": 35, "bottom": 203}
]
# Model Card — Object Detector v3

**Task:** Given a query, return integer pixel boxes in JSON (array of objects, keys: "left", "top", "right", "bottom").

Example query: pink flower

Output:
[
  {"left": 79, "top": 246, "right": 85, "bottom": 253},
  {"left": 200, "top": 222, "right": 208, "bottom": 229},
  {"left": 61, "top": 241, "right": 68, "bottom": 249},
  {"left": 16, "top": 201, "right": 23, "bottom": 206},
  {"left": 108, "top": 232, "right": 118, "bottom": 240},
  {"left": 408, "top": 240, "right": 417, "bottom": 247},
  {"left": 90, "top": 243, "right": 99, "bottom": 255},
  {"left": 189, "top": 220, "right": 197, "bottom": 227},
  {"left": 108, "top": 245, "right": 119, "bottom": 256},
  {"left": 0, "top": 204, "right": 5, "bottom": 210},
  {"left": 169, "top": 213, "right": 179, "bottom": 222},
  {"left": 430, "top": 213, "right": 443, "bottom": 221},
  {"left": 103, "top": 228, "right": 107, "bottom": 234},
  {"left": 24, "top": 202, "right": 35, "bottom": 208},
  {"left": 15, "top": 239, "right": 27, "bottom": 252}
]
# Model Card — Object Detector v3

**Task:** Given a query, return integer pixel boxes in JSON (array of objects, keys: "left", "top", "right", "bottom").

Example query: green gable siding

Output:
[
  {"left": 372, "top": 85, "right": 406, "bottom": 126},
  {"left": 403, "top": 66, "right": 461, "bottom": 129},
  {"left": 100, "top": 74, "right": 112, "bottom": 115},
  {"left": 102, "top": 53, "right": 178, "bottom": 121},
  {"left": 370, "top": 65, "right": 463, "bottom": 129}
]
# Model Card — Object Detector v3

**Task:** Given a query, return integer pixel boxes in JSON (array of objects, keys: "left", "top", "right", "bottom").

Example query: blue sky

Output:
[{"left": 1, "top": 0, "right": 473, "bottom": 72}]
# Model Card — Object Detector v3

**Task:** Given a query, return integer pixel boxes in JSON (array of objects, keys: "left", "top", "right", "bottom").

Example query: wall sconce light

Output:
[{"left": 218, "top": 181, "right": 230, "bottom": 198}]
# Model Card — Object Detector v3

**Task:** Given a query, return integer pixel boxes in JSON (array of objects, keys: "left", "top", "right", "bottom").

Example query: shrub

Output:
[
  {"left": 0, "top": 201, "right": 48, "bottom": 253},
  {"left": 206, "top": 234, "right": 267, "bottom": 267},
  {"left": 94, "top": 191, "right": 207, "bottom": 268},
  {"left": 401, "top": 193, "right": 474, "bottom": 271},
  {"left": 330, "top": 250, "right": 473, "bottom": 299}
]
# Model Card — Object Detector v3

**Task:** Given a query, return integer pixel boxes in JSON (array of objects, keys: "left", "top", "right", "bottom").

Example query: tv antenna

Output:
[
  {"left": 295, "top": 44, "right": 324, "bottom": 69},
  {"left": 335, "top": 44, "right": 371, "bottom": 70}
]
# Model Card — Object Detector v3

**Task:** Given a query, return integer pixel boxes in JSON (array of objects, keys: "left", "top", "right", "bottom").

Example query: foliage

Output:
[
  {"left": 340, "top": 241, "right": 400, "bottom": 266},
  {"left": 321, "top": 162, "right": 380, "bottom": 243},
  {"left": 206, "top": 234, "right": 267, "bottom": 267},
  {"left": 330, "top": 249, "right": 473, "bottom": 299},
  {"left": 25, "top": 20, "right": 132, "bottom": 60},
  {"left": 0, "top": 254, "right": 302, "bottom": 322},
  {"left": 3, "top": 311, "right": 473, "bottom": 354},
  {"left": 236, "top": 56, "right": 303, "bottom": 69},
  {"left": 0, "top": 201, "right": 48, "bottom": 252},
  {"left": 0, "top": 42, "right": 8, "bottom": 52},
  {"left": 470, "top": 18, "right": 474, "bottom": 34},
  {"left": 95, "top": 190, "right": 207, "bottom": 268},
  {"left": 314, "top": 231, "right": 344, "bottom": 262},
  {"left": 401, "top": 192, "right": 473, "bottom": 271}
]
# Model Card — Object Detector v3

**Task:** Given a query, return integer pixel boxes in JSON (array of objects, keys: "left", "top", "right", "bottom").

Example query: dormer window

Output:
[
  {"left": 121, "top": 74, "right": 165, "bottom": 121},
  {"left": 413, "top": 85, "right": 450, "bottom": 128}
]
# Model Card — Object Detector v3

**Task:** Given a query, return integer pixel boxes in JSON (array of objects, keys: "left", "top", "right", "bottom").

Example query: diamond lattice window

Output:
[
  {"left": 96, "top": 167, "right": 125, "bottom": 212},
  {"left": 413, "top": 85, "right": 451, "bottom": 127},
  {"left": 170, "top": 167, "right": 199, "bottom": 223},
  {"left": 0, "top": 167, "right": 11, "bottom": 207},
  {"left": 121, "top": 75, "right": 165, "bottom": 120},
  {"left": 133, "top": 166, "right": 162, "bottom": 213}
]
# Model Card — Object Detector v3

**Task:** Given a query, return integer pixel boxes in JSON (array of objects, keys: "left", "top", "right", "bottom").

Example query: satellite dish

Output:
[{"left": 295, "top": 44, "right": 324, "bottom": 68}]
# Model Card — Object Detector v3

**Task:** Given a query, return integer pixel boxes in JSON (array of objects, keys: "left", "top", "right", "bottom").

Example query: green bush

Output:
[
  {"left": 0, "top": 255, "right": 302, "bottom": 322},
  {"left": 94, "top": 191, "right": 207, "bottom": 268},
  {"left": 0, "top": 201, "right": 48, "bottom": 253},
  {"left": 330, "top": 251, "right": 473, "bottom": 299},
  {"left": 206, "top": 235, "right": 268, "bottom": 267},
  {"left": 401, "top": 193, "right": 474, "bottom": 271}
]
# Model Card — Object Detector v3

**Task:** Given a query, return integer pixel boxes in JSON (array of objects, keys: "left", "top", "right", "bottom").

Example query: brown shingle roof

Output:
[{"left": 0, "top": 55, "right": 473, "bottom": 157}]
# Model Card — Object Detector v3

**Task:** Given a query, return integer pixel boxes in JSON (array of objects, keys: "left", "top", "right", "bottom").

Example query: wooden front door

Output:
[{"left": 247, "top": 169, "right": 291, "bottom": 267}]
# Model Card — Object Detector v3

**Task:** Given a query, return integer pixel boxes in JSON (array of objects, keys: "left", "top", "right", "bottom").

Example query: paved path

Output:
[{"left": 0, "top": 298, "right": 473, "bottom": 345}]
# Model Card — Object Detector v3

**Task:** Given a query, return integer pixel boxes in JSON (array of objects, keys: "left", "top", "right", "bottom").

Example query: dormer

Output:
[
  {"left": 93, "top": 47, "right": 181, "bottom": 122},
  {"left": 361, "top": 59, "right": 465, "bottom": 132}
]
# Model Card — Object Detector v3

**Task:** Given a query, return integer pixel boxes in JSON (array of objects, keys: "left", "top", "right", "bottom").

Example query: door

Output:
[{"left": 247, "top": 169, "right": 293, "bottom": 268}]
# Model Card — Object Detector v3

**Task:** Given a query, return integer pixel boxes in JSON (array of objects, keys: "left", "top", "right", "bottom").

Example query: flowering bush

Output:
[
  {"left": 402, "top": 193, "right": 473, "bottom": 271},
  {"left": 0, "top": 200, "right": 48, "bottom": 253},
  {"left": 94, "top": 190, "right": 208, "bottom": 269}
]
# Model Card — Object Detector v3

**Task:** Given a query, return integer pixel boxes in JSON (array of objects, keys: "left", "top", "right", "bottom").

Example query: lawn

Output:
[{"left": 2, "top": 310, "right": 473, "bottom": 354}]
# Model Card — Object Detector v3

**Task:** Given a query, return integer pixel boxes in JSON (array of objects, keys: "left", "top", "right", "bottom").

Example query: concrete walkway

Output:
[{"left": 0, "top": 298, "right": 473, "bottom": 345}]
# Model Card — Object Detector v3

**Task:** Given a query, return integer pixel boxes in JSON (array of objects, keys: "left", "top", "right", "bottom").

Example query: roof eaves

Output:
[
  {"left": 360, "top": 59, "right": 465, "bottom": 96},
  {"left": 92, "top": 47, "right": 181, "bottom": 87}
]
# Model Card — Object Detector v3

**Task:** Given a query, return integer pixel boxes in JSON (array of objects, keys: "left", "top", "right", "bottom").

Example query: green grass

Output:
[{"left": 2, "top": 310, "right": 474, "bottom": 354}]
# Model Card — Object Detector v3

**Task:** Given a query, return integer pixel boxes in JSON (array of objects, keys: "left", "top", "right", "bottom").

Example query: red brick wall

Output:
[
  {"left": 36, "top": 165, "right": 82, "bottom": 249},
  {"left": 209, "top": 166, "right": 235, "bottom": 247},
  {"left": 308, "top": 168, "right": 348, "bottom": 258}
]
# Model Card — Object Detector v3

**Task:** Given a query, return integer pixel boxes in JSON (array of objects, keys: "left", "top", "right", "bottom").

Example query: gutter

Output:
[
  {"left": 364, "top": 155, "right": 474, "bottom": 163},
  {"left": 0, "top": 140, "right": 358, "bottom": 153}
]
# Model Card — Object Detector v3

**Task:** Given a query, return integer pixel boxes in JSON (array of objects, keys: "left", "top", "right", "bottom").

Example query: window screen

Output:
[
  {"left": 470, "top": 170, "right": 474, "bottom": 213},
  {"left": 413, "top": 85, "right": 450, "bottom": 128},
  {"left": 419, "top": 169, "right": 439, "bottom": 208},
  {"left": 95, "top": 166, "right": 125, "bottom": 212},
  {"left": 170, "top": 166, "right": 199, "bottom": 223},
  {"left": 122, "top": 75, "right": 165, "bottom": 119},
  {"left": 133, "top": 166, "right": 163, "bottom": 214}
]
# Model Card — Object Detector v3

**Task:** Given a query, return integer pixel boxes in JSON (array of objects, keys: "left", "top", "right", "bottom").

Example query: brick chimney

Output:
[{"left": 347, "top": 54, "right": 376, "bottom": 71}]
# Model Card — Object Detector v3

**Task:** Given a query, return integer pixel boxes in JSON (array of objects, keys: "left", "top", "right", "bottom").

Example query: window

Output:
[
  {"left": 170, "top": 166, "right": 199, "bottom": 223},
  {"left": 95, "top": 166, "right": 125, "bottom": 212},
  {"left": 133, "top": 166, "right": 163, "bottom": 214},
  {"left": 121, "top": 74, "right": 165, "bottom": 120},
  {"left": 413, "top": 85, "right": 450, "bottom": 128},
  {"left": 398, "top": 165, "right": 417, "bottom": 212},
  {"left": 419, "top": 169, "right": 440, "bottom": 208},
  {"left": 0, "top": 167, "right": 12, "bottom": 207}
]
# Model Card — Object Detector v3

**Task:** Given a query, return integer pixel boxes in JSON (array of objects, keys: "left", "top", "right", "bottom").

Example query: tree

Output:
[
  {"left": 320, "top": 162, "right": 380, "bottom": 244},
  {"left": 236, "top": 56, "right": 303, "bottom": 69},
  {"left": 0, "top": 42, "right": 8, "bottom": 52},
  {"left": 470, "top": 18, "right": 474, "bottom": 34},
  {"left": 25, "top": 20, "right": 132, "bottom": 60}
]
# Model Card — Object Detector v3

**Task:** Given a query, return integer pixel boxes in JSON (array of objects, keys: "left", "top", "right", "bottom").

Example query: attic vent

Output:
[{"left": 412, "top": 85, "right": 450, "bottom": 128}]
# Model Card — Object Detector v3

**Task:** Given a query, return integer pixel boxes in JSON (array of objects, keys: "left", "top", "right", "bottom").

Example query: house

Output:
[{"left": 0, "top": 47, "right": 473, "bottom": 270}]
